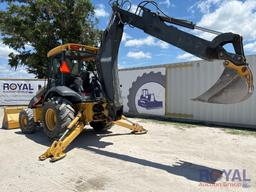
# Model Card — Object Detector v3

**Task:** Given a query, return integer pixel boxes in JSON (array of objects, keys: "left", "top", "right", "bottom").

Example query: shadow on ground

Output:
[{"left": 14, "top": 128, "right": 222, "bottom": 184}]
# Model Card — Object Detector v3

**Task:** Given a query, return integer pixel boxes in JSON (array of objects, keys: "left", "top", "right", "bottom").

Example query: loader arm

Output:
[{"left": 96, "top": 1, "right": 253, "bottom": 120}]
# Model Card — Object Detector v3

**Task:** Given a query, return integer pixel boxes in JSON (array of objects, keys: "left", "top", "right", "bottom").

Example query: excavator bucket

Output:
[
  {"left": 193, "top": 61, "right": 254, "bottom": 104},
  {"left": 2, "top": 107, "right": 25, "bottom": 129}
]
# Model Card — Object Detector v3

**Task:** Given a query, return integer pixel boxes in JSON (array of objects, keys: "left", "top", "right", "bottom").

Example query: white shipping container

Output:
[{"left": 119, "top": 55, "right": 256, "bottom": 128}]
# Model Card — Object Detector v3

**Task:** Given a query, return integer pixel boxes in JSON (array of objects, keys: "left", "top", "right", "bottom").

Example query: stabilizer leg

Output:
[
  {"left": 39, "top": 112, "right": 85, "bottom": 162},
  {"left": 113, "top": 116, "right": 147, "bottom": 134}
]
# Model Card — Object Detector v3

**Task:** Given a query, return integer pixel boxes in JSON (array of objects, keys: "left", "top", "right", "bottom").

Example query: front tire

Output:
[
  {"left": 42, "top": 97, "right": 75, "bottom": 139},
  {"left": 19, "top": 108, "right": 36, "bottom": 134}
]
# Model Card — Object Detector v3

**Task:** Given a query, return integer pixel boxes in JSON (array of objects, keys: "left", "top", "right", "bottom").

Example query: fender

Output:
[{"left": 44, "top": 86, "right": 83, "bottom": 103}]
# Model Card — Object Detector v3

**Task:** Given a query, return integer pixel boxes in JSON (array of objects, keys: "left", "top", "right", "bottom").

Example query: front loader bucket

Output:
[
  {"left": 2, "top": 107, "right": 25, "bottom": 129},
  {"left": 193, "top": 61, "right": 254, "bottom": 104}
]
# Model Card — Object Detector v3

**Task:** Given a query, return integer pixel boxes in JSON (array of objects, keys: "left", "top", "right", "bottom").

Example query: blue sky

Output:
[{"left": 1, "top": 0, "right": 256, "bottom": 78}]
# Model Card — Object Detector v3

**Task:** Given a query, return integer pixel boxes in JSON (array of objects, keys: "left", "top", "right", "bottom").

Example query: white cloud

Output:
[
  {"left": 177, "top": 53, "right": 200, "bottom": 61},
  {"left": 196, "top": 0, "right": 256, "bottom": 41},
  {"left": 125, "top": 36, "right": 169, "bottom": 49},
  {"left": 157, "top": 41, "right": 169, "bottom": 49},
  {"left": 160, "top": 0, "right": 172, "bottom": 8},
  {"left": 245, "top": 41, "right": 256, "bottom": 53},
  {"left": 0, "top": 43, "right": 35, "bottom": 78},
  {"left": 193, "top": 0, "right": 222, "bottom": 14},
  {"left": 0, "top": 65, "right": 10, "bottom": 74},
  {"left": 0, "top": 64, "right": 35, "bottom": 79},
  {"left": 95, "top": 4, "right": 109, "bottom": 17},
  {"left": 130, "top": 4, "right": 140, "bottom": 14},
  {"left": 24, "top": 43, "right": 33, "bottom": 50},
  {"left": 0, "top": 42, "right": 17, "bottom": 59},
  {"left": 125, "top": 36, "right": 152, "bottom": 47},
  {"left": 122, "top": 32, "right": 132, "bottom": 42},
  {"left": 127, "top": 51, "right": 152, "bottom": 59}
]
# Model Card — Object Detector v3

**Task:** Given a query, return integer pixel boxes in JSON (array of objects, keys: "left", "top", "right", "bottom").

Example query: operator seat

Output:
[{"left": 80, "top": 71, "right": 92, "bottom": 96}]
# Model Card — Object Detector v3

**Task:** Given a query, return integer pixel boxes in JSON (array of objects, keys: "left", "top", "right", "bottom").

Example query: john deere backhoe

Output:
[{"left": 18, "top": 0, "right": 253, "bottom": 162}]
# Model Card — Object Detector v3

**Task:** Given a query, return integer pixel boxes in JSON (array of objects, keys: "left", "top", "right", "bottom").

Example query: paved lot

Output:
[{"left": 0, "top": 107, "right": 256, "bottom": 192}]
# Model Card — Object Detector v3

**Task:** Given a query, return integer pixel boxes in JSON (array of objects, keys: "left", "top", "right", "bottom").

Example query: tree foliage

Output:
[{"left": 0, "top": 0, "right": 101, "bottom": 78}]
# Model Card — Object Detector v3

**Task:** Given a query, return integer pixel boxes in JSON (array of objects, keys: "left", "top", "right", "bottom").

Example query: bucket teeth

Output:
[{"left": 193, "top": 61, "right": 254, "bottom": 104}]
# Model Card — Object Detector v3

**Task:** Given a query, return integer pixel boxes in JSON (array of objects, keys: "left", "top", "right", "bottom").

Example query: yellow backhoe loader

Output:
[{"left": 16, "top": 0, "right": 253, "bottom": 162}]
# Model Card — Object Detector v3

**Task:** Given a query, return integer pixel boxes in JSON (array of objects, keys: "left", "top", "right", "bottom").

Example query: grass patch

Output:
[{"left": 222, "top": 128, "right": 256, "bottom": 137}]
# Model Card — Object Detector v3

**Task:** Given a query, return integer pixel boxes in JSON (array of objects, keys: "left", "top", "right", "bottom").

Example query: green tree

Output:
[{"left": 0, "top": 0, "right": 101, "bottom": 78}]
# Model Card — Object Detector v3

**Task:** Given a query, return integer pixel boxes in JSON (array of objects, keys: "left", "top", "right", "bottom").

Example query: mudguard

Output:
[{"left": 44, "top": 86, "right": 83, "bottom": 103}]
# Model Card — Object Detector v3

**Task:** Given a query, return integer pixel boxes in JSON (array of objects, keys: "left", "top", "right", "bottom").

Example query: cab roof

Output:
[{"left": 47, "top": 43, "right": 98, "bottom": 58}]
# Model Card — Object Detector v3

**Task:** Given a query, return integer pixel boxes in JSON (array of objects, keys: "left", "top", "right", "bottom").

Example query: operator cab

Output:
[{"left": 47, "top": 43, "right": 102, "bottom": 100}]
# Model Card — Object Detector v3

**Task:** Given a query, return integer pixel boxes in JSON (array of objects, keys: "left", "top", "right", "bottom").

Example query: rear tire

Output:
[
  {"left": 42, "top": 97, "right": 75, "bottom": 139},
  {"left": 19, "top": 108, "right": 36, "bottom": 134},
  {"left": 90, "top": 121, "right": 112, "bottom": 132}
]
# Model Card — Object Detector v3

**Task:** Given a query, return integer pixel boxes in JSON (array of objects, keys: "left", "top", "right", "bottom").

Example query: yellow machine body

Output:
[
  {"left": 32, "top": 101, "right": 109, "bottom": 125},
  {"left": 33, "top": 107, "right": 42, "bottom": 123},
  {"left": 75, "top": 102, "right": 109, "bottom": 122}
]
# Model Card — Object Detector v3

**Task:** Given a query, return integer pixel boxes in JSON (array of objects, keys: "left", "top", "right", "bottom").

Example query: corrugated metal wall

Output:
[{"left": 166, "top": 55, "right": 256, "bottom": 127}]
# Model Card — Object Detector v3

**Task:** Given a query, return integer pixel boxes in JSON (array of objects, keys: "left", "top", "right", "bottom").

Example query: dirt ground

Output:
[{"left": 0, "top": 107, "right": 256, "bottom": 192}]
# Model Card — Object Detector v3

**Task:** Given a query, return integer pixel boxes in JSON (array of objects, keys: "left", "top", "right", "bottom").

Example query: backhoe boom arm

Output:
[{"left": 113, "top": 5, "right": 246, "bottom": 65}]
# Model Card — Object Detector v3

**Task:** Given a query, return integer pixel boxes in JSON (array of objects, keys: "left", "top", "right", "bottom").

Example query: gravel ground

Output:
[{"left": 0, "top": 107, "right": 256, "bottom": 192}]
